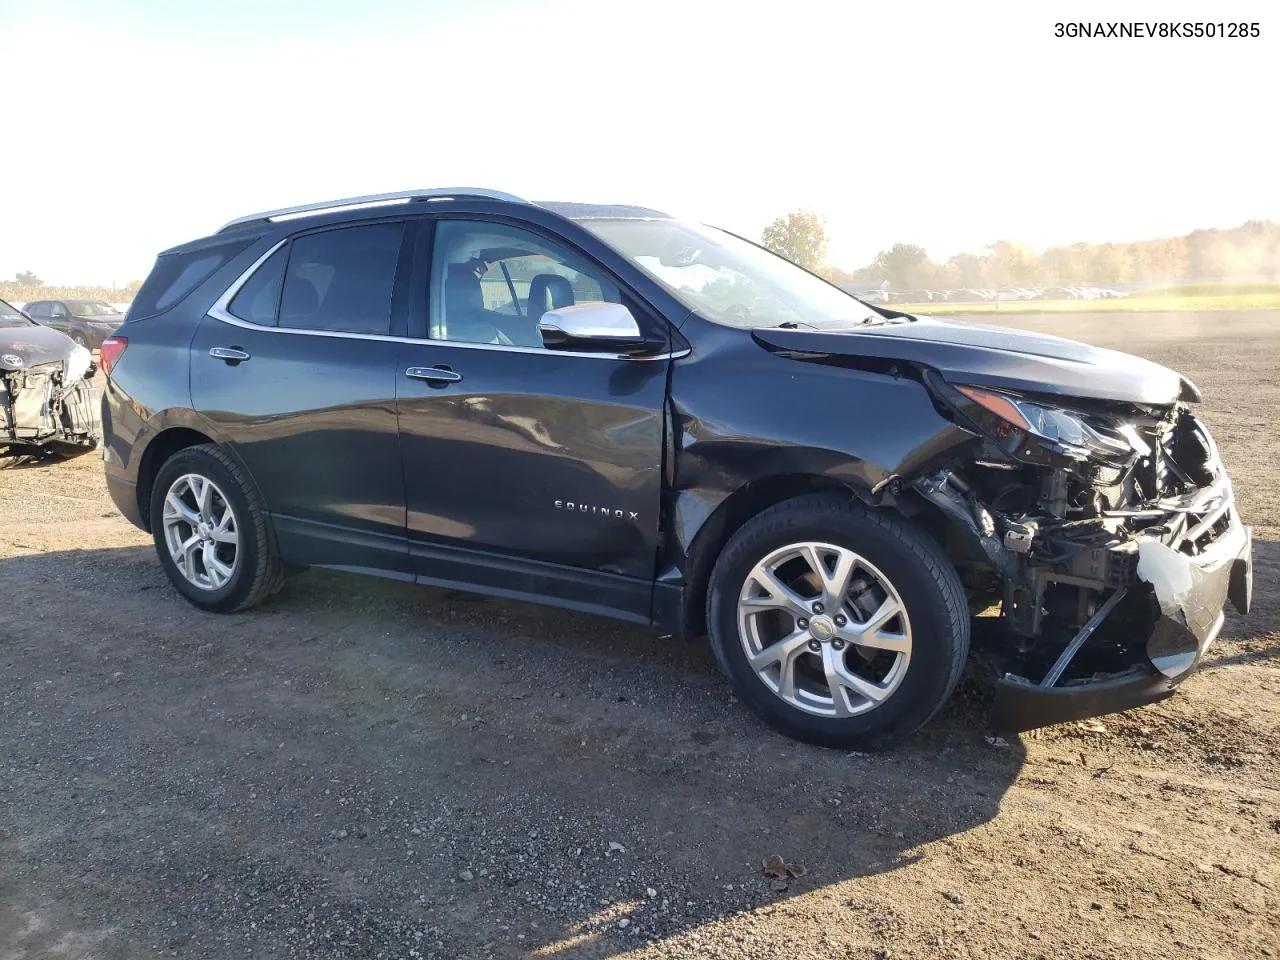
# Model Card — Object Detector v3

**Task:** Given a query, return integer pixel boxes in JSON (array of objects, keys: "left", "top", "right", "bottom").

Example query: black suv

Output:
[
  {"left": 101, "top": 188, "right": 1252, "bottom": 748},
  {"left": 24, "top": 299, "right": 124, "bottom": 349}
]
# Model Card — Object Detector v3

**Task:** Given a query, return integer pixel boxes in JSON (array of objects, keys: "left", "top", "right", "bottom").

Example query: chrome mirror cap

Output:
[{"left": 538, "top": 302, "right": 643, "bottom": 349}]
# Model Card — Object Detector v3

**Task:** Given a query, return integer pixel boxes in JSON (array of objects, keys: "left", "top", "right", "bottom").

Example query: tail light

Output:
[{"left": 99, "top": 336, "right": 128, "bottom": 376}]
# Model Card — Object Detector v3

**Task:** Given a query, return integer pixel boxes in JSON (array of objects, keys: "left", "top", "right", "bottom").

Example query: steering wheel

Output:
[
  {"left": 483, "top": 325, "right": 516, "bottom": 347},
  {"left": 489, "top": 313, "right": 544, "bottom": 348}
]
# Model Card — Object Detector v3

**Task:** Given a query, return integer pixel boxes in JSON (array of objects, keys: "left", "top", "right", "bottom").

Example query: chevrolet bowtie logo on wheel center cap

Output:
[{"left": 808, "top": 615, "right": 837, "bottom": 642}]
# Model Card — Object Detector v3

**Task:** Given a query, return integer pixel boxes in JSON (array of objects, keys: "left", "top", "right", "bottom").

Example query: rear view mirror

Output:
[{"left": 538, "top": 302, "right": 658, "bottom": 354}]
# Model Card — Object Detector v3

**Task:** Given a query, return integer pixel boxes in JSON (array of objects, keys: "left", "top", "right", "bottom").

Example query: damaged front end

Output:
[
  {"left": 1, "top": 346, "right": 101, "bottom": 458},
  {"left": 914, "top": 373, "right": 1252, "bottom": 733}
]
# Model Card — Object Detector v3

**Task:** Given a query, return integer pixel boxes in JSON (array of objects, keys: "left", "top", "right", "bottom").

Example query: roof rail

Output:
[{"left": 217, "top": 187, "right": 527, "bottom": 233}]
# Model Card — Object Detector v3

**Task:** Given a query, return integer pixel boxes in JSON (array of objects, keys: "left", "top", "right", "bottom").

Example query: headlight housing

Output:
[{"left": 951, "top": 384, "right": 1138, "bottom": 468}]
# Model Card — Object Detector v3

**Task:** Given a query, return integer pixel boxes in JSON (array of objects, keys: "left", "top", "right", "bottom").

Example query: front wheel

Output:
[
  {"left": 150, "top": 444, "right": 284, "bottom": 612},
  {"left": 707, "top": 494, "right": 969, "bottom": 749}
]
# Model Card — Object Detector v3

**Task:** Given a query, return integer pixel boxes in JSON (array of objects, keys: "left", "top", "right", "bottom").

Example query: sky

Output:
[{"left": 1, "top": 0, "right": 1276, "bottom": 284}]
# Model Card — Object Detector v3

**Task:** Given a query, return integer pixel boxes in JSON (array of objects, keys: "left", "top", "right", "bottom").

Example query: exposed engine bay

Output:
[
  {"left": 1, "top": 345, "right": 100, "bottom": 458},
  {"left": 910, "top": 375, "right": 1252, "bottom": 730}
]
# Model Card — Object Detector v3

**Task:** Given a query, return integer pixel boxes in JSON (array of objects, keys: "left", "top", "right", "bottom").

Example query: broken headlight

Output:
[{"left": 951, "top": 385, "right": 1136, "bottom": 467}]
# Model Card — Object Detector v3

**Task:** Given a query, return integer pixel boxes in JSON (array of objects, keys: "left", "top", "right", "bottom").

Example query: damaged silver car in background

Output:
[{"left": 1, "top": 297, "right": 100, "bottom": 460}]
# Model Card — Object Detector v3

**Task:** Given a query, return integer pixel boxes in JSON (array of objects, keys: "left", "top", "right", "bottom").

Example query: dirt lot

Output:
[{"left": 2, "top": 311, "right": 1277, "bottom": 960}]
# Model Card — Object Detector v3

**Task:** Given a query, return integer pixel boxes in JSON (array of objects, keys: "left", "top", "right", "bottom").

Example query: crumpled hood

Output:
[
  {"left": 752, "top": 316, "right": 1195, "bottom": 405},
  {"left": 0, "top": 323, "right": 78, "bottom": 371}
]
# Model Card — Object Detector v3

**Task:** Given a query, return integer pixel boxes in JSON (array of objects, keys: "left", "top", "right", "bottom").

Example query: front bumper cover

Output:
[{"left": 991, "top": 514, "right": 1252, "bottom": 734}]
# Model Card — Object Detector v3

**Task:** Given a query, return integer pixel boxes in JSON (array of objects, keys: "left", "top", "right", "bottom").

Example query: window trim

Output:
[
  {"left": 212, "top": 238, "right": 288, "bottom": 328},
  {"left": 206, "top": 220, "right": 687, "bottom": 362}
]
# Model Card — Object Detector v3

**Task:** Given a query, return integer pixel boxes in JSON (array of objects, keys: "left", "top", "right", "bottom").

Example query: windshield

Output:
[
  {"left": 582, "top": 218, "right": 881, "bottom": 330},
  {"left": 68, "top": 301, "right": 122, "bottom": 318},
  {"left": 0, "top": 299, "right": 33, "bottom": 328}
]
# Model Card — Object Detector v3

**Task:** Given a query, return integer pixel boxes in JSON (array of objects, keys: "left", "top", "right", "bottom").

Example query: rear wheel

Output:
[
  {"left": 707, "top": 494, "right": 969, "bottom": 749},
  {"left": 150, "top": 444, "right": 283, "bottom": 612}
]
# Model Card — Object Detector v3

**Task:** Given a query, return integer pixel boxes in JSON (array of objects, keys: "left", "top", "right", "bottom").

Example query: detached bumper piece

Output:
[{"left": 992, "top": 516, "right": 1252, "bottom": 734}]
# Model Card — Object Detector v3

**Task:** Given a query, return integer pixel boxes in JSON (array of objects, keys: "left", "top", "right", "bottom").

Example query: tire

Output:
[
  {"left": 72, "top": 332, "right": 88, "bottom": 348},
  {"left": 706, "top": 493, "right": 969, "bottom": 749},
  {"left": 149, "top": 443, "right": 284, "bottom": 613}
]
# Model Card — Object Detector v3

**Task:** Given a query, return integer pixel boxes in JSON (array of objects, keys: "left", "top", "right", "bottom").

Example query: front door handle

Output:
[
  {"left": 406, "top": 365, "right": 462, "bottom": 384},
  {"left": 210, "top": 346, "right": 251, "bottom": 364}
]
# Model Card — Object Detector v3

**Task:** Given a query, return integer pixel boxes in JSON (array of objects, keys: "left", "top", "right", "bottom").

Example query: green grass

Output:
[
  {"left": 1136, "top": 281, "right": 1280, "bottom": 297},
  {"left": 900, "top": 291, "right": 1280, "bottom": 314}
]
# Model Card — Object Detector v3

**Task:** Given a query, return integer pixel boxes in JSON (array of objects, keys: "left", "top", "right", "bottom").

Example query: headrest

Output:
[
  {"left": 526, "top": 274, "right": 574, "bottom": 319},
  {"left": 445, "top": 267, "right": 484, "bottom": 316}
]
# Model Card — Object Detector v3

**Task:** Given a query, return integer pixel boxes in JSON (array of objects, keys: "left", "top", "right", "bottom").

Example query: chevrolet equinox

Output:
[{"left": 100, "top": 188, "right": 1253, "bottom": 748}]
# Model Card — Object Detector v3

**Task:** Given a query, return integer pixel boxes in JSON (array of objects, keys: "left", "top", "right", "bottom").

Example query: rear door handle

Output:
[
  {"left": 406, "top": 365, "right": 462, "bottom": 384},
  {"left": 210, "top": 346, "right": 251, "bottom": 363}
]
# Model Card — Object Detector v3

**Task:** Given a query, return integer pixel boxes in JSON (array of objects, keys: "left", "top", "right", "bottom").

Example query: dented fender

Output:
[{"left": 661, "top": 316, "right": 980, "bottom": 577}]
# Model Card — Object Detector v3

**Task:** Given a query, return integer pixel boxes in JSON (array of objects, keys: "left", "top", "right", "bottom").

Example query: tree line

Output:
[{"left": 760, "top": 212, "right": 1280, "bottom": 290}]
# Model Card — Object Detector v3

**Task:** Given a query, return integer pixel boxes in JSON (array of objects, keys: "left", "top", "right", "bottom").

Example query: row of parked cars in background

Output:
[
  {"left": 853, "top": 286, "right": 1127, "bottom": 304},
  {"left": 5, "top": 299, "right": 127, "bottom": 349}
]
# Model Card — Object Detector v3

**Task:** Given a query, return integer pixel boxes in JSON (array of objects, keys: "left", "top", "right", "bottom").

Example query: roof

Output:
[
  {"left": 215, "top": 190, "right": 675, "bottom": 235},
  {"left": 534, "top": 201, "right": 673, "bottom": 220}
]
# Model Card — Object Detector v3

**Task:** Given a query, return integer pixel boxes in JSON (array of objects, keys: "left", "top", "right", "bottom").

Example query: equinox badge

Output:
[{"left": 555, "top": 500, "right": 639, "bottom": 520}]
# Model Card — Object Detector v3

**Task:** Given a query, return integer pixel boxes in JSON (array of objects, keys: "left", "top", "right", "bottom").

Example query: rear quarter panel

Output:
[{"left": 102, "top": 238, "right": 275, "bottom": 518}]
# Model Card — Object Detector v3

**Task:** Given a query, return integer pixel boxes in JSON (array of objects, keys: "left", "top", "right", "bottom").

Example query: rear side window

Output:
[
  {"left": 279, "top": 224, "right": 404, "bottom": 334},
  {"left": 228, "top": 247, "right": 288, "bottom": 326},
  {"left": 128, "top": 238, "right": 252, "bottom": 321}
]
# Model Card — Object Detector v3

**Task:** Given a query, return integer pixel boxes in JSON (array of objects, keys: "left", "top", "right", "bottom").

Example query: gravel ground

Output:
[{"left": 1, "top": 311, "right": 1277, "bottom": 959}]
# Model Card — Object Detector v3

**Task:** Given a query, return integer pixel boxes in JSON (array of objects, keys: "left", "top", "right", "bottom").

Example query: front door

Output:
[
  {"left": 396, "top": 218, "right": 670, "bottom": 620},
  {"left": 190, "top": 220, "right": 413, "bottom": 574}
]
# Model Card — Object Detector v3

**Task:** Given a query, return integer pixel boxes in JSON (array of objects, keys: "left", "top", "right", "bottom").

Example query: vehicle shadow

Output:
[
  {"left": 0, "top": 448, "right": 97, "bottom": 469},
  {"left": 0, "top": 544, "right": 1056, "bottom": 958}
]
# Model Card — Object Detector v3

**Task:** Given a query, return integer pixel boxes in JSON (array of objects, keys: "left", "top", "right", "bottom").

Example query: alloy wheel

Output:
[
  {"left": 737, "top": 541, "right": 912, "bottom": 718},
  {"left": 161, "top": 473, "right": 239, "bottom": 591}
]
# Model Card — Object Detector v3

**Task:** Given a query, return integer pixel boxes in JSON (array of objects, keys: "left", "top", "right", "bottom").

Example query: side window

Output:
[
  {"left": 430, "top": 220, "right": 620, "bottom": 348},
  {"left": 49, "top": 303, "right": 68, "bottom": 318},
  {"left": 26, "top": 302, "right": 48, "bottom": 319},
  {"left": 228, "top": 246, "right": 288, "bottom": 326},
  {"left": 130, "top": 238, "right": 251, "bottom": 320},
  {"left": 279, "top": 223, "right": 404, "bottom": 335}
]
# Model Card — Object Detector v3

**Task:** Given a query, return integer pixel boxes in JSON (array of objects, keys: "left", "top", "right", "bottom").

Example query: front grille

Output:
[
  {"left": 1114, "top": 411, "right": 1234, "bottom": 557},
  {"left": 1166, "top": 415, "right": 1232, "bottom": 556}
]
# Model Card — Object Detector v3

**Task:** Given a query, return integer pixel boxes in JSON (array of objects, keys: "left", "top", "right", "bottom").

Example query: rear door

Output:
[
  {"left": 190, "top": 220, "right": 413, "bottom": 574},
  {"left": 395, "top": 217, "right": 671, "bottom": 620},
  {"left": 48, "top": 302, "right": 73, "bottom": 337}
]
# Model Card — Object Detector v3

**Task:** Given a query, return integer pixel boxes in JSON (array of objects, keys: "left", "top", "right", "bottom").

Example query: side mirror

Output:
[{"left": 538, "top": 302, "right": 659, "bottom": 354}]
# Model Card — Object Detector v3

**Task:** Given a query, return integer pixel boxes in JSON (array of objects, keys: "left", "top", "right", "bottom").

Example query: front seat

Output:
[
  {"left": 526, "top": 274, "right": 575, "bottom": 322},
  {"left": 443, "top": 267, "right": 491, "bottom": 341}
]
